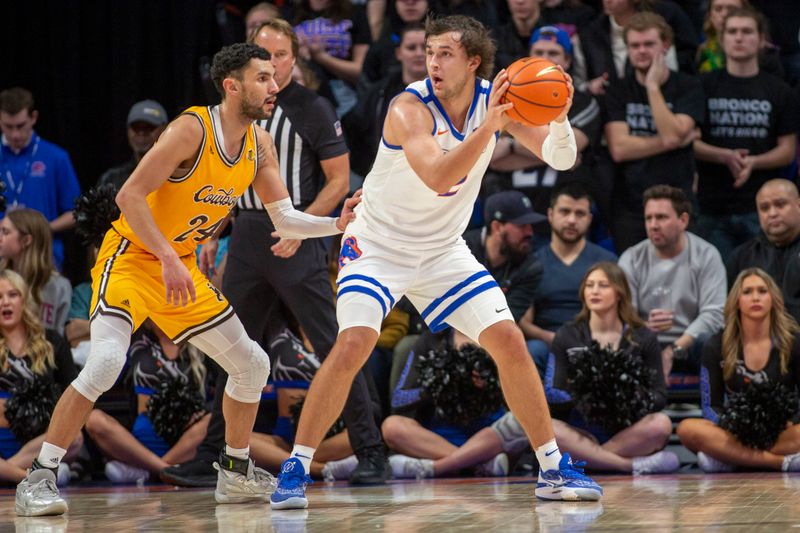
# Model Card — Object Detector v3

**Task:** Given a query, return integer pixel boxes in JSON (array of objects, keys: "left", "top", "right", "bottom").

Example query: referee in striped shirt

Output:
[{"left": 161, "top": 19, "right": 388, "bottom": 487}]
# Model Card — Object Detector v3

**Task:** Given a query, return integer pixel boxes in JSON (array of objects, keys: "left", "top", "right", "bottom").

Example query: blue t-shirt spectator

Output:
[
  {"left": 533, "top": 242, "right": 617, "bottom": 331},
  {"left": 0, "top": 132, "right": 81, "bottom": 267}
]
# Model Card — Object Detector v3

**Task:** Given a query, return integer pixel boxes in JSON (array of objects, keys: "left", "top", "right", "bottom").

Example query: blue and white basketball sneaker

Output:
[
  {"left": 270, "top": 458, "right": 313, "bottom": 510},
  {"left": 535, "top": 453, "right": 603, "bottom": 501}
]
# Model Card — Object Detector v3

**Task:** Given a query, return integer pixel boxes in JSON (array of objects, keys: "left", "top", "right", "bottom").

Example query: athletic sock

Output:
[
  {"left": 225, "top": 445, "right": 250, "bottom": 461},
  {"left": 535, "top": 439, "right": 562, "bottom": 472},
  {"left": 290, "top": 444, "right": 316, "bottom": 473},
  {"left": 36, "top": 442, "right": 67, "bottom": 470}
]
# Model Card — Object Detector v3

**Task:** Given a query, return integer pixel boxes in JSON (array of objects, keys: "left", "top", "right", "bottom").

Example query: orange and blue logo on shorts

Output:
[{"left": 338, "top": 236, "right": 363, "bottom": 269}]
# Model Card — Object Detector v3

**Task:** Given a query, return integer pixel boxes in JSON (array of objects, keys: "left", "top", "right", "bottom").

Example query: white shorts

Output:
[{"left": 335, "top": 232, "right": 514, "bottom": 342}]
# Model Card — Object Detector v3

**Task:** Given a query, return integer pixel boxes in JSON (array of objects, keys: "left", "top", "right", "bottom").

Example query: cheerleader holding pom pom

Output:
[{"left": 677, "top": 268, "right": 800, "bottom": 473}]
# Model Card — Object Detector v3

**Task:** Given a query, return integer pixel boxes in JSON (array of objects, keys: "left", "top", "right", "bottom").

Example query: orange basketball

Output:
[{"left": 501, "top": 57, "right": 569, "bottom": 127}]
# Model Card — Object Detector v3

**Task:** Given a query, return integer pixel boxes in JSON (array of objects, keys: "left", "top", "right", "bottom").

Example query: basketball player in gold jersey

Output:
[{"left": 15, "top": 43, "right": 360, "bottom": 517}]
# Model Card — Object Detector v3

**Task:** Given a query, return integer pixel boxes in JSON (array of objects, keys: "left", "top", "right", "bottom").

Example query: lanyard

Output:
[{"left": 0, "top": 135, "right": 40, "bottom": 209}]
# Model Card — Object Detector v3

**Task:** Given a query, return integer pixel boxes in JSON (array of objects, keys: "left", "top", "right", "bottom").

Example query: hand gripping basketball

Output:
[
  {"left": 501, "top": 58, "right": 571, "bottom": 126},
  {"left": 485, "top": 69, "right": 514, "bottom": 132}
]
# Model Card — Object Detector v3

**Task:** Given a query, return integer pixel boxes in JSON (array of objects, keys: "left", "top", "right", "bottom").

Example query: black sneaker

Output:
[
  {"left": 160, "top": 458, "right": 217, "bottom": 488},
  {"left": 349, "top": 447, "right": 390, "bottom": 485}
]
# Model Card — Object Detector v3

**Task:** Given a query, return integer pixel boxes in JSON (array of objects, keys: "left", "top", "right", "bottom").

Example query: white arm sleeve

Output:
[
  {"left": 540, "top": 119, "right": 577, "bottom": 171},
  {"left": 264, "top": 198, "right": 341, "bottom": 239}
]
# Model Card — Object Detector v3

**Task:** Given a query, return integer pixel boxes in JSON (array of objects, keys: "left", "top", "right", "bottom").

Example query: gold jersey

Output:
[{"left": 113, "top": 105, "right": 258, "bottom": 257}]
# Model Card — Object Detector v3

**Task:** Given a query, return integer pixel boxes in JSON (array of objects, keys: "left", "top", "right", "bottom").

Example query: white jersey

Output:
[{"left": 352, "top": 77, "right": 496, "bottom": 251}]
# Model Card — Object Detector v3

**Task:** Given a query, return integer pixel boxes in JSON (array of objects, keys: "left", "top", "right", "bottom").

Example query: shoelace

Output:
[
  {"left": 278, "top": 469, "right": 313, "bottom": 490},
  {"left": 31, "top": 479, "right": 60, "bottom": 498},
  {"left": 562, "top": 459, "right": 592, "bottom": 480}
]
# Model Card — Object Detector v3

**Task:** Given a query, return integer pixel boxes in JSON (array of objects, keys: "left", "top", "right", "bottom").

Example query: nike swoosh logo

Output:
[
  {"left": 542, "top": 474, "right": 565, "bottom": 487},
  {"left": 495, "top": 308, "right": 508, "bottom": 313},
  {"left": 545, "top": 449, "right": 558, "bottom": 457},
  {"left": 437, "top": 129, "right": 448, "bottom": 136},
  {"left": 294, "top": 454, "right": 311, "bottom": 459}
]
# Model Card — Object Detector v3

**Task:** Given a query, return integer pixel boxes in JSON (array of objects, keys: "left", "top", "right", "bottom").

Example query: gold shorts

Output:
[{"left": 90, "top": 230, "right": 233, "bottom": 343}]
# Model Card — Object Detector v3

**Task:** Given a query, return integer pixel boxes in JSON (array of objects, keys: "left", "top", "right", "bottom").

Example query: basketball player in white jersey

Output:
[{"left": 271, "top": 15, "right": 603, "bottom": 509}]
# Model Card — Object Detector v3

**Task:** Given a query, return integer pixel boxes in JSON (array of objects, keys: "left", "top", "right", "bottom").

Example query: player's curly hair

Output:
[
  {"left": 210, "top": 43, "right": 271, "bottom": 98},
  {"left": 425, "top": 14, "right": 496, "bottom": 80}
]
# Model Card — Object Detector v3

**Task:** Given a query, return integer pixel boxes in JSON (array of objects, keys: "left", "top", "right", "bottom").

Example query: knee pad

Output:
[
  {"left": 218, "top": 336, "right": 271, "bottom": 404},
  {"left": 188, "top": 314, "right": 271, "bottom": 403},
  {"left": 72, "top": 317, "right": 131, "bottom": 402},
  {"left": 490, "top": 412, "right": 530, "bottom": 455}
]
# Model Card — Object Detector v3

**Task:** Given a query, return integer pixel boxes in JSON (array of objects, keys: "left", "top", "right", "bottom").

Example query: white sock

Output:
[
  {"left": 782, "top": 452, "right": 800, "bottom": 472},
  {"left": 291, "top": 444, "right": 316, "bottom": 473},
  {"left": 535, "top": 439, "right": 562, "bottom": 472},
  {"left": 37, "top": 442, "right": 68, "bottom": 469},
  {"left": 225, "top": 445, "right": 250, "bottom": 461}
]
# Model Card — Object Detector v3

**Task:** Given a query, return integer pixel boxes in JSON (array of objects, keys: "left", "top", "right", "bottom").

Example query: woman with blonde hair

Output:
[
  {"left": 0, "top": 209, "right": 71, "bottom": 334},
  {"left": 677, "top": 268, "right": 800, "bottom": 472},
  {"left": 0, "top": 269, "right": 81, "bottom": 483}
]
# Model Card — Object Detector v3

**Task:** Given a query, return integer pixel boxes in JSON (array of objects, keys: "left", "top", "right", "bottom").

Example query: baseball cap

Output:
[
  {"left": 529, "top": 25, "right": 573, "bottom": 57},
  {"left": 484, "top": 190, "right": 546, "bottom": 226},
  {"left": 127, "top": 100, "right": 168, "bottom": 127}
]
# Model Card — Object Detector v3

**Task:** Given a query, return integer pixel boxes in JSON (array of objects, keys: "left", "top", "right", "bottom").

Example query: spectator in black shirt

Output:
[
  {"left": 727, "top": 180, "right": 800, "bottom": 295},
  {"left": 677, "top": 268, "right": 800, "bottom": 472},
  {"left": 97, "top": 100, "right": 168, "bottom": 192},
  {"left": 360, "top": 0, "right": 428, "bottom": 84},
  {"left": 489, "top": 25, "right": 601, "bottom": 216},
  {"left": 346, "top": 23, "right": 427, "bottom": 178},
  {"left": 604, "top": 12, "right": 704, "bottom": 253},
  {"left": 750, "top": 0, "right": 800, "bottom": 84},
  {"left": 579, "top": 0, "right": 698, "bottom": 97},
  {"left": 694, "top": 8, "right": 798, "bottom": 259},
  {"left": 492, "top": 0, "right": 542, "bottom": 72},
  {"left": 463, "top": 190, "right": 544, "bottom": 325}
]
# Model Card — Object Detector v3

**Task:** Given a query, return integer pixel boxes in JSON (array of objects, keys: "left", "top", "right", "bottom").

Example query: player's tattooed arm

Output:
[
  {"left": 252, "top": 127, "right": 292, "bottom": 203},
  {"left": 257, "top": 134, "right": 278, "bottom": 168}
]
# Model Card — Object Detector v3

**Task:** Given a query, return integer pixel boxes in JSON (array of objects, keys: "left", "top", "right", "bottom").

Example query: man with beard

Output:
[
  {"left": 619, "top": 185, "right": 726, "bottom": 379},
  {"left": 271, "top": 16, "right": 603, "bottom": 509},
  {"left": 521, "top": 183, "right": 616, "bottom": 375},
  {"left": 604, "top": 12, "right": 705, "bottom": 253},
  {"left": 464, "top": 190, "right": 545, "bottom": 324},
  {"left": 15, "top": 43, "right": 361, "bottom": 516},
  {"left": 164, "top": 18, "right": 390, "bottom": 488}
]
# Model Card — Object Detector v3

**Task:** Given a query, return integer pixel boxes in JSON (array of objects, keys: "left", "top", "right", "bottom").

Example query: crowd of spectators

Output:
[{"left": 3, "top": 0, "right": 800, "bottom": 484}]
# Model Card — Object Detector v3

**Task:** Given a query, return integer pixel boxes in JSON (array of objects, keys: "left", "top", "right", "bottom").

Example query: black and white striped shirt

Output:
[{"left": 237, "top": 81, "right": 348, "bottom": 214}]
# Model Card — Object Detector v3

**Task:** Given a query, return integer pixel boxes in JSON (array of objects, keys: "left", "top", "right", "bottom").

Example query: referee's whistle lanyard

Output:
[{"left": 0, "top": 134, "right": 40, "bottom": 210}]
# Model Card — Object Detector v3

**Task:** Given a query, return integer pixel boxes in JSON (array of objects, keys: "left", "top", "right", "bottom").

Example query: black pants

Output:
[{"left": 196, "top": 212, "right": 382, "bottom": 459}]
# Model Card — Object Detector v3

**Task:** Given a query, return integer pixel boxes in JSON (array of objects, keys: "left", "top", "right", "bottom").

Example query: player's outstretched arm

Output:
[
  {"left": 116, "top": 114, "right": 204, "bottom": 306},
  {"left": 251, "top": 128, "right": 360, "bottom": 238},
  {"left": 506, "top": 70, "right": 577, "bottom": 171},
  {"left": 387, "top": 71, "right": 513, "bottom": 195}
]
